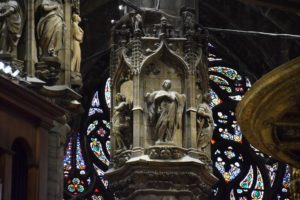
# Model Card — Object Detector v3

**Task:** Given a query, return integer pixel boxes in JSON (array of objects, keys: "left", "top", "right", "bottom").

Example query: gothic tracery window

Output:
[
  {"left": 63, "top": 77, "right": 114, "bottom": 199},
  {"left": 208, "top": 48, "right": 291, "bottom": 200}
]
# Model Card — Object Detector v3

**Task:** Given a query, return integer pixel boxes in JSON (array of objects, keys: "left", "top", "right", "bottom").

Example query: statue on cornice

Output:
[
  {"left": 196, "top": 94, "right": 214, "bottom": 152},
  {"left": 37, "top": 0, "right": 64, "bottom": 59},
  {"left": 0, "top": 0, "right": 23, "bottom": 57},
  {"left": 146, "top": 80, "right": 186, "bottom": 144},
  {"left": 112, "top": 93, "right": 132, "bottom": 150},
  {"left": 71, "top": 13, "right": 84, "bottom": 80}
]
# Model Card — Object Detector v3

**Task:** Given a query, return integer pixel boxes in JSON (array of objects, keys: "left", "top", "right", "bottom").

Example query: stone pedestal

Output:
[
  {"left": 70, "top": 71, "right": 82, "bottom": 87},
  {"left": 107, "top": 152, "right": 217, "bottom": 200},
  {"left": 35, "top": 57, "right": 61, "bottom": 86}
]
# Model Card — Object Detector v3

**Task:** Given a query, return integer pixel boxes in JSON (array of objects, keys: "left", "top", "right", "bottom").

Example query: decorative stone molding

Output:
[{"left": 145, "top": 146, "right": 186, "bottom": 160}]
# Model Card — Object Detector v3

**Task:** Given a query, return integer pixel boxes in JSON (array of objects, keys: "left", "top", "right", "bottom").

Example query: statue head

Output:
[
  {"left": 162, "top": 80, "right": 172, "bottom": 91},
  {"left": 202, "top": 93, "right": 211, "bottom": 104},
  {"left": 116, "top": 93, "right": 126, "bottom": 103},
  {"left": 161, "top": 16, "right": 168, "bottom": 25},
  {"left": 72, "top": 13, "right": 81, "bottom": 23}
]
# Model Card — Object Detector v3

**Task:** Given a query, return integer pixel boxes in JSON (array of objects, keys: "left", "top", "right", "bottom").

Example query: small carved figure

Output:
[
  {"left": 0, "top": 0, "right": 23, "bottom": 57},
  {"left": 112, "top": 93, "right": 132, "bottom": 150},
  {"left": 181, "top": 7, "right": 196, "bottom": 35},
  {"left": 196, "top": 94, "right": 214, "bottom": 152},
  {"left": 71, "top": 13, "right": 84, "bottom": 78},
  {"left": 131, "top": 13, "right": 143, "bottom": 34},
  {"left": 146, "top": 80, "right": 186, "bottom": 144},
  {"left": 154, "top": 16, "right": 172, "bottom": 37},
  {"left": 37, "top": 0, "right": 64, "bottom": 58}
]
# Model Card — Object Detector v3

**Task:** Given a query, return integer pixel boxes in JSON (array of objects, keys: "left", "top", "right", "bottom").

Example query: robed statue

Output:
[
  {"left": 196, "top": 94, "right": 214, "bottom": 153},
  {"left": 146, "top": 80, "right": 186, "bottom": 144},
  {"left": 0, "top": 0, "right": 23, "bottom": 57},
  {"left": 71, "top": 13, "right": 84, "bottom": 79},
  {"left": 37, "top": 0, "right": 64, "bottom": 58},
  {"left": 112, "top": 93, "right": 132, "bottom": 150}
]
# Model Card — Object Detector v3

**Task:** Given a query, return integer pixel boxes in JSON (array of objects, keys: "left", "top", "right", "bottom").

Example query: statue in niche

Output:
[
  {"left": 0, "top": 0, "right": 23, "bottom": 57},
  {"left": 71, "top": 13, "right": 84, "bottom": 80},
  {"left": 113, "top": 11, "right": 144, "bottom": 36},
  {"left": 132, "top": 12, "right": 143, "bottom": 34},
  {"left": 112, "top": 93, "right": 132, "bottom": 150},
  {"left": 181, "top": 7, "right": 196, "bottom": 34},
  {"left": 196, "top": 94, "right": 214, "bottom": 153},
  {"left": 37, "top": 0, "right": 64, "bottom": 59},
  {"left": 146, "top": 80, "right": 186, "bottom": 144}
]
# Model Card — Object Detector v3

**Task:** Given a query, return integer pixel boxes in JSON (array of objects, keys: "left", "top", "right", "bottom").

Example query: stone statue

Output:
[
  {"left": 181, "top": 7, "right": 196, "bottom": 34},
  {"left": 37, "top": 0, "right": 64, "bottom": 59},
  {"left": 112, "top": 93, "right": 132, "bottom": 150},
  {"left": 0, "top": 0, "right": 23, "bottom": 57},
  {"left": 146, "top": 80, "right": 186, "bottom": 144},
  {"left": 196, "top": 94, "right": 214, "bottom": 152},
  {"left": 71, "top": 13, "right": 84, "bottom": 79}
]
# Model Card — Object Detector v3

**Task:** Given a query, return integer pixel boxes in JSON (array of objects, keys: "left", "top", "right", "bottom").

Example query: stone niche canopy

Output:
[{"left": 107, "top": 3, "right": 217, "bottom": 199}]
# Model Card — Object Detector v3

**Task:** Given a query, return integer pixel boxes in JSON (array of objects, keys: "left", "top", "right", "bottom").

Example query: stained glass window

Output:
[
  {"left": 208, "top": 47, "right": 291, "bottom": 200},
  {"left": 63, "top": 77, "right": 114, "bottom": 199}
]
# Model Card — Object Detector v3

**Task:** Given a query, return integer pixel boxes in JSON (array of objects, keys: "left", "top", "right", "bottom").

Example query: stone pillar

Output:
[
  {"left": 132, "top": 32, "right": 144, "bottom": 155},
  {"left": 63, "top": 0, "right": 72, "bottom": 85},
  {"left": 25, "top": 0, "right": 37, "bottom": 76},
  {"left": 185, "top": 73, "right": 197, "bottom": 149},
  {"left": 47, "top": 117, "right": 70, "bottom": 200}
]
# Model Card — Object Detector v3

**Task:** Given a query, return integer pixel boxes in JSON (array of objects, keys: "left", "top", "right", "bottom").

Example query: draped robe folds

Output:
[
  {"left": 37, "top": 0, "right": 64, "bottom": 58},
  {"left": 0, "top": 1, "right": 22, "bottom": 56},
  {"left": 112, "top": 101, "right": 131, "bottom": 149},
  {"left": 146, "top": 90, "right": 185, "bottom": 143},
  {"left": 71, "top": 20, "right": 83, "bottom": 73}
]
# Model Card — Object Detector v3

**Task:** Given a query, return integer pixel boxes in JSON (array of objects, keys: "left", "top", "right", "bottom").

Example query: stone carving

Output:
[
  {"left": 154, "top": 16, "right": 173, "bottom": 38},
  {"left": 113, "top": 150, "right": 132, "bottom": 168},
  {"left": 181, "top": 7, "right": 197, "bottom": 35},
  {"left": 145, "top": 80, "right": 186, "bottom": 144},
  {"left": 146, "top": 146, "right": 186, "bottom": 160},
  {"left": 132, "top": 13, "right": 143, "bottom": 34},
  {"left": 112, "top": 93, "right": 132, "bottom": 150},
  {"left": 113, "top": 12, "right": 144, "bottom": 37},
  {"left": 196, "top": 94, "right": 214, "bottom": 152},
  {"left": 70, "top": 13, "right": 84, "bottom": 80},
  {"left": 108, "top": 165, "right": 213, "bottom": 200},
  {"left": 0, "top": 0, "right": 23, "bottom": 57},
  {"left": 37, "top": 0, "right": 64, "bottom": 59}
]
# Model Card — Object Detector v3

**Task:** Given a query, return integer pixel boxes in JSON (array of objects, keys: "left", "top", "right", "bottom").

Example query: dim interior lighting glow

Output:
[
  {"left": 3, "top": 65, "right": 12, "bottom": 74},
  {"left": 111, "top": 19, "right": 115, "bottom": 24},
  {"left": 0, "top": 62, "right": 4, "bottom": 70},
  {"left": 0, "top": 62, "right": 21, "bottom": 78},
  {"left": 11, "top": 69, "right": 20, "bottom": 77},
  {"left": 118, "top": 5, "right": 124, "bottom": 10}
]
